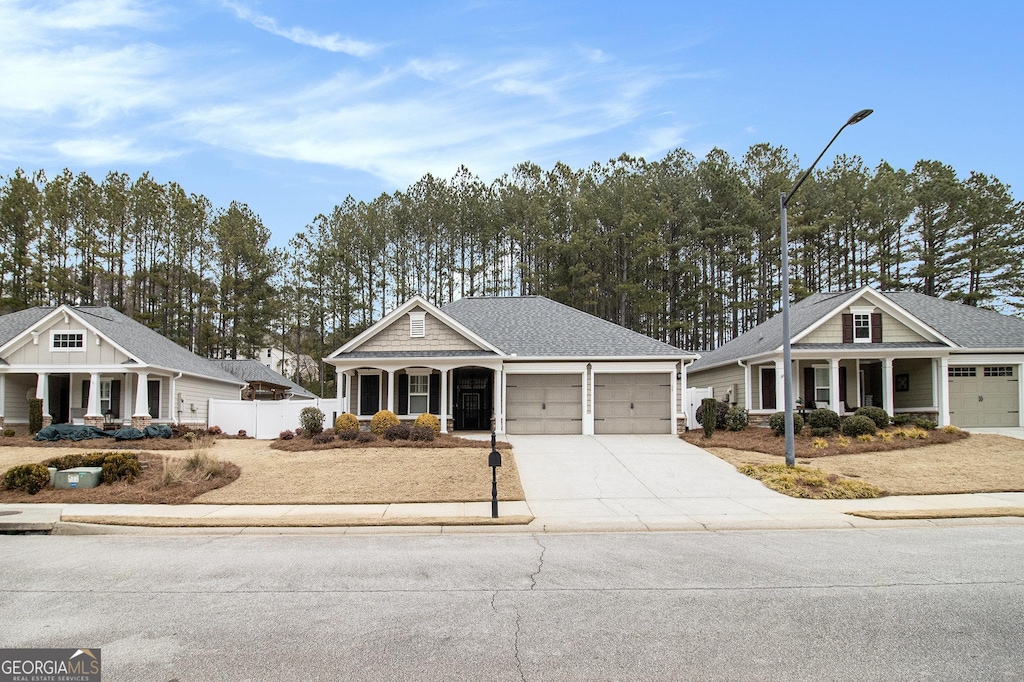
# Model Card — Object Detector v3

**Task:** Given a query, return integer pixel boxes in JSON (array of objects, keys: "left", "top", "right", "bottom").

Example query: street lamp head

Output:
[{"left": 847, "top": 109, "right": 873, "bottom": 126}]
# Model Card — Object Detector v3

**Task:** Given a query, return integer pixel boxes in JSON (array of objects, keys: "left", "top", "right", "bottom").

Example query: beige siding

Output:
[
  {"left": 801, "top": 301, "right": 928, "bottom": 344},
  {"left": 2, "top": 374, "right": 37, "bottom": 423},
  {"left": 175, "top": 375, "right": 241, "bottom": 426},
  {"left": 690, "top": 364, "right": 745, "bottom": 407},
  {"left": 894, "top": 358, "right": 934, "bottom": 409},
  {"left": 3, "top": 317, "right": 132, "bottom": 366},
  {"left": 354, "top": 309, "right": 483, "bottom": 353}
]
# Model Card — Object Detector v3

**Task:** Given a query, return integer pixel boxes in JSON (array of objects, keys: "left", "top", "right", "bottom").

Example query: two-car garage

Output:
[{"left": 504, "top": 369, "right": 675, "bottom": 435}]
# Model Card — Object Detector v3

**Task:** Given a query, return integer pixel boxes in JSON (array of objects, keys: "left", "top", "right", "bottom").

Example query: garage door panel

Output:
[
  {"left": 594, "top": 373, "right": 672, "bottom": 434},
  {"left": 949, "top": 366, "right": 1019, "bottom": 428},
  {"left": 506, "top": 374, "right": 582, "bottom": 435}
]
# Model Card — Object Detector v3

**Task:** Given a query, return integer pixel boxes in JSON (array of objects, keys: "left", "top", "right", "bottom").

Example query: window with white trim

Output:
[
  {"left": 853, "top": 314, "right": 871, "bottom": 342},
  {"left": 814, "top": 366, "right": 830, "bottom": 404},
  {"left": 409, "top": 312, "right": 426, "bottom": 338},
  {"left": 409, "top": 374, "right": 429, "bottom": 413},
  {"left": 100, "top": 380, "right": 112, "bottom": 414},
  {"left": 51, "top": 331, "right": 85, "bottom": 350}
]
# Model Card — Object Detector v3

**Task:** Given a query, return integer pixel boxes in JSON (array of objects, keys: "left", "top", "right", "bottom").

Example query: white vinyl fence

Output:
[
  {"left": 684, "top": 387, "right": 714, "bottom": 429},
  {"left": 209, "top": 398, "right": 338, "bottom": 440}
]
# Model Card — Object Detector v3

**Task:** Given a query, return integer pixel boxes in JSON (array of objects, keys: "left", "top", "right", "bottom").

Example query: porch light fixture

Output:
[{"left": 780, "top": 109, "right": 872, "bottom": 467}]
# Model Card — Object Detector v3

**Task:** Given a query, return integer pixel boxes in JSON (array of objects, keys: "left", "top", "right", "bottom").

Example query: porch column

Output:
[
  {"left": 882, "top": 357, "right": 895, "bottom": 416},
  {"left": 86, "top": 372, "right": 102, "bottom": 417},
  {"left": 938, "top": 356, "right": 950, "bottom": 427},
  {"left": 492, "top": 366, "right": 502, "bottom": 434},
  {"left": 122, "top": 373, "right": 131, "bottom": 423},
  {"left": 386, "top": 371, "right": 395, "bottom": 414},
  {"left": 854, "top": 360, "right": 862, "bottom": 409},
  {"left": 829, "top": 358, "right": 841, "bottom": 414},
  {"left": 741, "top": 362, "right": 751, "bottom": 412},
  {"left": 439, "top": 370, "right": 449, "bottom": 434},
  {"left": 774, "top": 359, "right": 785, "bottom": 412},
  {"left": 133, "top": 371, "right": 150, "bottom": 429},
  {"left": 36, "top": 372, "right": 51, "bottom": 427}
]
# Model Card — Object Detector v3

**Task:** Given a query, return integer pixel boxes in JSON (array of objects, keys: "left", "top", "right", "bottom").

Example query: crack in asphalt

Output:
[
  {"left": 512, "top": 601, "right": 526, "bottom": 682},
  {"left": 529, "top": 536, "right": 546, "bottom": 590}
]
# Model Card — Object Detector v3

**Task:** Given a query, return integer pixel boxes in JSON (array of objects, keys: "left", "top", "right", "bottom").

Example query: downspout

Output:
[{"left": 680, "top": 357, "right": 695, "bottom": 431}]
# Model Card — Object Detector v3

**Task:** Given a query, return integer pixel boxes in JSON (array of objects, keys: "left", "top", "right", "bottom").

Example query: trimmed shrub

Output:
[
  {"left": 700, "top": 398, "right": 718, "bottom": 438},
  {"left": 356, "top": 430, "right": 377, "bottom": 443},
  {"left": 723, "top": 407, "right": 748, "bottom": 432},
  {"left": 892, "top": 414, "right": 912, "bottom": 426},
  {"left": 299, "top": 407, "right": 326, "bottom": 437},
  {"left": 334, "top": 413, "right": 360, "bottom": 435},
  {"left": 807, "top": 409, "right": 840, "bottom": 433},
  {"left": 384, "top": 424, "right": 411, "bottom": 441},
  {"left": 44, "top": 454, "right": 84, "bottom": 471},
  {"left": 914, "top": 418, "right": 938, "bottom": 430},
  {"left": 371, "top": 410, "right": 400, "bottom": 435},
  {"left": 3, "top": 429, "right": 16, "bottom": 438},
  {"left": 279, "top": 430, "right": 294, "bottom": 440},
  {"left": 28, "top": 398, "right": 43, "bottom": 434},
  {"left": 695, "top": 400, "right": 729, "bottom": 427},
  {"left": 101, "top": 453, "right": 142, "bottom": 483},
  {"left": 841, "top": 415, "right": 877, "bottom": 437},
  {"left": 810, "top": 427, "right": 834, "bottom": 438},
  {"left": 768, "top": 411, "right": 804, "bottom": 436},
  {"left": 413, "top": 413, "right": 442, "bottom": 434},
  {"left": 337, "top": 429, "right": 359, "bottom": 441},
  {"left": 854, "top": 406, "right": 890, "bottom": 429},
  {"left": 311, "top": 432, "right": 334, "bottom": 445},
  {"left": 410, "top": 426, "right": 436, "bottom": 442},
  {"left": 207, "top": 425, "right": 223, "bottom": 435},
  {"left": 3, "top": 463, "right": 51, "bottom": 494}
]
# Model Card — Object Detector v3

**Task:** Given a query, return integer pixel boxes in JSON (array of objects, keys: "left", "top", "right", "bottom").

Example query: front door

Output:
[
  {"left": 147, "top": 379, "right": 161, "bottom": 419},
  {"left": 48, "top": 375, "right": 70, "bottom": 424},
  {"left": 760, "top": 368, "right": 776, "bottom": 410},
  {"left": 454, "top": 369, "right": 492, "bottom": 430}
]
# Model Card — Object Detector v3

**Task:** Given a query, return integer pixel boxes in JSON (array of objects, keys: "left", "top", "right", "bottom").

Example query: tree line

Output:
[{"left": 2, "top": 145, "right": 1021, "bottom": 396}]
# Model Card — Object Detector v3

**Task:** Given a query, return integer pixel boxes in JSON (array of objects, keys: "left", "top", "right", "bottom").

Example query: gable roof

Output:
[
  {"left": 211, "top": 359, "right": 317, "bottom": 398},
  {"left": 441, "top": 296, "right": 693, "bottom": 358},
  {"left": 0, "top": 305, "right": 244, "bottom": 385},
  {"left": 690, "top": 287, "right": 1024, "bottom": 372}
]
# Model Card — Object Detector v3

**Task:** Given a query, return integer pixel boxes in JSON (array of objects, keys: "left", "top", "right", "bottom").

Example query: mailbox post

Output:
[{"left": 488, "top": 431, "right": 501, "bottom": 518}]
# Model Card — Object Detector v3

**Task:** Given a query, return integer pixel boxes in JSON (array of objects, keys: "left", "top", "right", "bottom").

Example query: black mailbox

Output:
[{"left": 488, "top": 449, "right": 502, "bottom": 467}]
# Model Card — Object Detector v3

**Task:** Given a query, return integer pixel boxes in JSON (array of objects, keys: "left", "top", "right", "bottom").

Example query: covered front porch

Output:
[
  {"left": 0, "top": 368, "right": 174, "bottom": 431},
  {"left": 742, "top": 349, "right": 949, "bottom": 424},
  {"left": 333, "top": 359, "right": 505, "bottom": 434}
]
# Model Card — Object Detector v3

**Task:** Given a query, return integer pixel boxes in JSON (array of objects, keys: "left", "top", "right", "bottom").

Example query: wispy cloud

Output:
[
  {"left": 223, "top": 1, "right": 380, "bottom": 57},
  {"left": 54, "top": 135, "right": 181, "bottom": 164}
]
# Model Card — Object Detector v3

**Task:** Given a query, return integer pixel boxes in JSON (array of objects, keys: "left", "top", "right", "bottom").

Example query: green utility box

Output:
[{"left": 54, "top": 466, "right": 103, "bottom": 489}]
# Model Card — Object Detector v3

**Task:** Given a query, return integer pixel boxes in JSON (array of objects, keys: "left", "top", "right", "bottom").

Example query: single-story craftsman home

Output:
[
  {"left": 325, "top": 296, "right": 698, "bottom": 435},
  {"left": 0, "top": 305, "right": 246, "bottom": 431},
  {"left": 688, "top": 285, "right": 1024, "bottom": 428}
]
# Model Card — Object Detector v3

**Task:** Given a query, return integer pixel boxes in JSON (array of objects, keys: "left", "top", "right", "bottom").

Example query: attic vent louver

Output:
[{"left": 409, "top": 311, "right": 426, "bottom": 338}]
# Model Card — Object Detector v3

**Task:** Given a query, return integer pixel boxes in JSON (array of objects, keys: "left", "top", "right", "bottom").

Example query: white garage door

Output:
[
  {"left": 505, "top": 374, "right": 583, "bottom": 435},
  {"left": 594, "top": 373, "right": 672, "bottom": 434},
  {"left": 949, "top": 365, "right": 1019, "bottom": 427}
]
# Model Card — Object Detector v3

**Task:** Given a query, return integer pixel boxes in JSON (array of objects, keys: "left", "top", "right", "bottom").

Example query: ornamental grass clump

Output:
[{"left": 737, "top": 463, "right": 883, "bottom": 499}]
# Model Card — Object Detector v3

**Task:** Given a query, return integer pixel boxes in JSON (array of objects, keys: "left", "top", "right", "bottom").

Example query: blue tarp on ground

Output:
[{"left": 33, "top": 423, "right": 175, "bottom": 442}]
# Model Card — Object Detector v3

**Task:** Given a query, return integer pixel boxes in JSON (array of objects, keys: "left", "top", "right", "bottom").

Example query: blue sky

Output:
[{"left": 1, "top": 0, "right": 1021, "bottom": 246}]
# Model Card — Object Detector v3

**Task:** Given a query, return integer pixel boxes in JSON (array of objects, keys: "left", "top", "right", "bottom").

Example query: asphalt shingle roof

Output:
[
  {"left": 441, "top": 296, "right": 693, "bottom": 358},
  {"left": 211, "top": 359, "right": 317, "bottom": 398},
  {"left": 0, "top": 306, "right": 243, "bottom": 385}
]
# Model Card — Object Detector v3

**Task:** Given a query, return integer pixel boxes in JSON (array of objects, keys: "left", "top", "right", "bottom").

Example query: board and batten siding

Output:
[
  {"left": 2, "top": 374, "right": 38, "bottom": 423},
  {"left": 354, "top": 309, "right": 482, "bottom": 353},
  {"left": 801, "top": 308, "right": 927, "bottom": 344},
  {"left": 690, "top": 364, "right": 745, "bottom": 407},
  {"left": 175, "top": 375, "right": 241, "bottom": 426},
  {"left": 4, "top": 317, "right": 132, "bottom": 366}
]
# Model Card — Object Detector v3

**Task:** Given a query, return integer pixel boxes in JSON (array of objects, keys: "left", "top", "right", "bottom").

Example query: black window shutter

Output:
[
  {"left": 871, "top": 313, "right": 883, "bottom": 343},
  {"left": 81, "top": 380, "right": 89, "bottom": 409},
  {"left": 110, "top": 380, "right": 121, "bottom": 418},
  {"left": 838, "top": 367, "right": 847, "bottom": 410},
  {"left": 429, "top": 373, "right": 441, "bottom": 414},
  {"left": 841, "top": 314, "right": 854, "bottom": 343},
  {"left": 803, "top": 367, "right": 815, "bottom": 408},
  {"left": 397, "top": 374, "right": 409, "bottom": 416}
]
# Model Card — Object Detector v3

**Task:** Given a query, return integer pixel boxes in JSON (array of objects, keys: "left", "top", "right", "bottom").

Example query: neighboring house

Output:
[
  {"left": 253, "top": 347, "right": 319, "bottom": 383},
  {"left": 213, "top": 359, "right": 318, "bottom": 401},
  {"left": 688, "top": 285, "right": 1024, "bottom": 428},
  {"left": 0, "top": 305, "right": 246, "bottom": 431},
  {"left": 325, "top": 295, "right": 697, "bottom": 435}
]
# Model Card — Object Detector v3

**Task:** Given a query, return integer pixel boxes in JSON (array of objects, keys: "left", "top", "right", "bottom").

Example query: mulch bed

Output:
[
  {"left": 682, "top": 425, "right": 968, "bottom": 459},
  {"left": 0, "top": 451, "right": 240, "bottom": 504},
  {"left": 0, "top": 434, "right": 238, "bottom": 450},
  {"left": 271, "top": 433, "right": 509, "bottom": 452}
]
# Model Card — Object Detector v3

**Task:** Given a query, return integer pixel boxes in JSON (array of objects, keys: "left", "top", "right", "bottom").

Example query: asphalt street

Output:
[{"left": 1, "top": 526, "right": 1022, "bottom": 681}]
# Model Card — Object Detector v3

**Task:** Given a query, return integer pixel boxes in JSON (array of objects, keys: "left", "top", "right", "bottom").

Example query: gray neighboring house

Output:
[
  {"left": 325, "top": 295, "right": 697, "bottom": 435},
  {"left": 212, "top": 359, "right": 318, "bottom": 401},
  {"left": 0, "top": 305, "right": 245, "bottom": 431},
  {"left": 688, "top": 285, "right": 1024, "bottom": 428}
]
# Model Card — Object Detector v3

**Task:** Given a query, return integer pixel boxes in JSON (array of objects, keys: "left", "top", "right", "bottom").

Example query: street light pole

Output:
[{"left": 780, "top": 109, "right": 872, "bottom": 467}]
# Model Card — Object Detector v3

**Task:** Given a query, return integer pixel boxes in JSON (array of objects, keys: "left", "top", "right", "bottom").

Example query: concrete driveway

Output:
[{"left": 506, "top": 434, "right": 819, "bottom": 530}]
